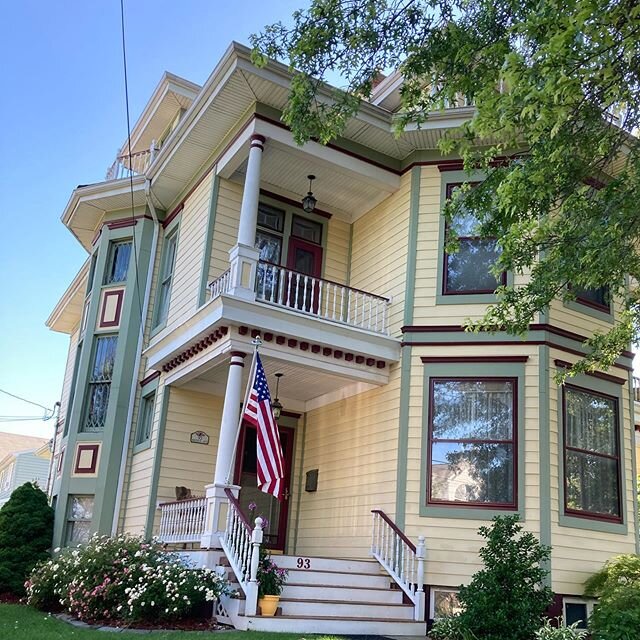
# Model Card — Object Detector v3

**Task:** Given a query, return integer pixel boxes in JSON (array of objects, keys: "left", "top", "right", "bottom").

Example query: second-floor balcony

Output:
[
  {"left": 105, "top": 146, "right": 156, "bottom": 181},
  {"left": 209, "top": 261, "right": 390, "bottom": 335}
]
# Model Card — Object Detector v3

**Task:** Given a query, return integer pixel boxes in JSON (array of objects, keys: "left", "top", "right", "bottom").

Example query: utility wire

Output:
[{"left": 0, "top": 388, "right": 53, "bottom": 413}]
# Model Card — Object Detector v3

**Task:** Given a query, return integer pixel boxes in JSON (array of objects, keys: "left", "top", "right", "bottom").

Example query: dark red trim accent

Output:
[
  {"left": 140, "top": 371, "right": 161, "bottom": 387},
  {"left": 300, "top": 341, "right": 309, "bottom": 351},
  {"left": 562, "top": 384, "right": 622, "bottom": 523},
  {"left": 91, "top": 228, "right": 102, "bottom": 246},
  {"left": 230, "top": 351, "right": 247, "bottom": 359},
  {"left": 311, "top": 344, "right": 321, "bottom": 354},
  {"left": 323, "top": 347, "right": 332, "bottom": 356},
  {"left": 250, "top": 133, "right": 266, "bottom": 145},
  {"left": 356, "top": 355, "right": 365, "bottom": 364},
  {"left": 161, "top": 327, "right": 229, "bottom": 373},
  {"left": 334, "top": 350, "right": 343, "bottom": 359},
  {"left": 260, "top": 188, "right": 332, "bottom": 220},
  {"left": 422, "top": 355, "right": 529, "bottom": 363},
  {"left": 251, "top": 329, "right": 261, "bottom": 339},
  {"left": 376, "top": 360, "right": 386, "bottom": 369},
  {"left": 74, "top": 443, "right": 100, "bottom": 474},
  {"left": 554, "top": 360, "right": 626, "bottom": 385},
  {"left": 366, "top": 358, "right": 375, "bottom": 366},
  {"left": 106, "top": 218, "right": 138, "bottom": 230},
  {"left": 224, "top": 488, "right": 252, "bottom": 531},
  {"left": 345, "top": 353, "right": 354, "bottom": 362},
  {"left": 162, "top": 203, "right": 184, "bottom": 229},
  {"left": 239, "top": 326, "right": 249, "bottom": 335},
  {"left": 371, "top": 510, "right": 416, "bottom": 552},
  {"left": 288, "top": 339, "right": 298, "bottom": 348},
  {"left": 263, "top": 332, "right": 273, "bottom": 342},
  {"left": 276, "top": 335, "right": 286, "bottom": 345},
  {"left": 427, "top": 376, "right": 518, "bottom": 510},
  {"left": 280, "top": 410, "right": 302, "bottom": 419},
  {"left": 99, "top": 288, "right": 125, "bottom": 328}
]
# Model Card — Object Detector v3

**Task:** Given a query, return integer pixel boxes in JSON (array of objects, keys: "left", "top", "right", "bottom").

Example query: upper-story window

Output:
[
  {"left": 83, "top": 335, "right": 117, "bottom": 432},
  {"left": 103, "top": 240, "right": 132, "bottom": 285},
  {"left": 428, "top": 378, "right": 517, "bottom": 508},
  {"left": 443, "top": 184, "right": 505, "bottom": 295},
  {"left": 134, "top": 391, "right": 156, "bottom": 447},
  {"left": 563, "top": 385, "right": 621, "bottom": 521},
  {"left": 573, "top": 285, "right": 610, "bottom": 313},
  {"left": 154, "top": 230, "right": 178, "bottom": 328}
]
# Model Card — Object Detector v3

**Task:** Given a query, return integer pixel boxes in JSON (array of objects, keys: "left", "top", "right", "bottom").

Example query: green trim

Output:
[
  {"left": 419, "top": 361, "right": 527, "bottom": 520},
  {"left": 144, "top": 385, "right": 171, "bottom": 539},
  {"left": 627, "top": 371, "right": 640, "bottom": 553},
  {"left": 292, "top": 412, "right": 307, "bottom": 555},
  {"left": 435, "top": 169, "right": 513, "bottom": 306},
  {"left": 198, "top": 174, "right": 219, "bottom": 307},
  {"left": 133, "top": 376, "right": 160, "bottom": 454},
  {"left": 403, "top": 167, "right": 421, "bottom": 328},
  {"left": 564, "top": 297, "right": 614, "bottom": 324},
  {"left": 538, "top": 345, "right": 552, "bottom": 587},
  {"left": 555, "top": 372, "right": 629, "bottom": 535},
  {"left": 395, "top": 346, "right": 413, "bottom": 531}
]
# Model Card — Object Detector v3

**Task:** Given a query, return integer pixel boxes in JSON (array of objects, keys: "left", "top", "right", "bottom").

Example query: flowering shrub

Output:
[
  {"left": 26, "top": 534, "right": 228, "bottom": 624},
  {"left": 256, "top": 549, "right": 287, "bottom": 597}
]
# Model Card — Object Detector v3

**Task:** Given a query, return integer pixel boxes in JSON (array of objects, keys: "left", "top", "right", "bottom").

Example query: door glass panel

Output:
[
  {"left": 293, "top": 247, "right": 316, "bottom": 275},
  {"left": 292, "top": 215, "right": 322, "bottom": 244}
]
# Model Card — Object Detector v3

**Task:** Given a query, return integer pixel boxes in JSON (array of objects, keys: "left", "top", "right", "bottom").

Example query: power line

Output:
[{"left": 0, "top": 388, "right": 52, "bottom": 413}]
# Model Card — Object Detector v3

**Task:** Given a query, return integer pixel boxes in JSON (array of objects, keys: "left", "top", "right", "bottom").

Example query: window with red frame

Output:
[
  {"left": 428, "top": 378, "right": 517, "bottom": 508},
  {"left": 443, "top": 184, "right": 506, "bottom": 295},
  {"left": 573, "top": 285, "right": 611, "bottom": 313},
  {"left": 563, "top": 386, "right": 621, "bottom": 521}
]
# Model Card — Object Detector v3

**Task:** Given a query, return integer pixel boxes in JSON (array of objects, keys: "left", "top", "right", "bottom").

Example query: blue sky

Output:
[{"left": 0, "top": 0, "right": 301, "bottom": 439}]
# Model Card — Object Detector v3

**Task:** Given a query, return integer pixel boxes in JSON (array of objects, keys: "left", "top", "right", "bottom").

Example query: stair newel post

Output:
[
  {"left": 245, "top": 517, "right": 264, "bottom": 617},
  {"left": 414, "top": 535, "right": 426, "bottom": 621}
]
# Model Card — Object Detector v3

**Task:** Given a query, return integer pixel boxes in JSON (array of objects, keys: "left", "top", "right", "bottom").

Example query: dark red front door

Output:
[
  {"left": 286, "top": 237, "right": 323, "bottom": 313},
  {"left": 234, "top": 424, "right": 295, "bottom": 552}
]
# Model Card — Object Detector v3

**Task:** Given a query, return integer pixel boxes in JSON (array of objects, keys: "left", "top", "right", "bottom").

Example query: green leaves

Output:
[{"left": 253, "top": 0, "right": 640, "bottom": 369}]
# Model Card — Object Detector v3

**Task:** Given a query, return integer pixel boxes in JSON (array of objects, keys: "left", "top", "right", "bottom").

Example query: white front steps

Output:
[{"left": 235, "top": 554, "right": 427, "bottom": 635}]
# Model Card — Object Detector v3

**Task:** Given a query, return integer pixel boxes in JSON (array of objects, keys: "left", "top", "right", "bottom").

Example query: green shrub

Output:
[
  {"left": 456, "top": 515, "right": 553, "bottom": 640},
  {"left": 26, "top": 534, "right": 229, "bottom": 623},
  {"left": 534, "top": 618, "right": 589, "bottom": 639},
  {"left": 0, "top": 482, "right": 53, "bottom": 596},
  {"left": 584, "top": 554, "right": 640, "bottom": 640},
  {"left": 429, "top": 615, "right": 476, "bottom": 639}
]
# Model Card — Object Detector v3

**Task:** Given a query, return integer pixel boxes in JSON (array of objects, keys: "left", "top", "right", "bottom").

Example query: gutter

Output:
[{"left": 111, "top": 178, "right": 160, "bottom": 535}]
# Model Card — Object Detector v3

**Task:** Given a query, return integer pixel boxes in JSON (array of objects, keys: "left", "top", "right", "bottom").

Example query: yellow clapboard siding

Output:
[{"left": 208, "top": 178, "right": 242, "bottom": 283}]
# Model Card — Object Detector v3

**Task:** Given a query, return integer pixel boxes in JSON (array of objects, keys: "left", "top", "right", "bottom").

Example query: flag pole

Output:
[{"left": 224, "top": 336, "right": 261, "bottom": 485}]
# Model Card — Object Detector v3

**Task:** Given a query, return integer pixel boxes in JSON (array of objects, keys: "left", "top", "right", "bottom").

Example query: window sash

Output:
[
  {"left": 83, "top": 336, "right": 117, "bottom": 433},
  {"left": 104, "top": 240, "right": 132, "bottom": 285},
  {"left": 573, "top": 285, "right": 610, "bottom": 312},
  {"left": 155, "top": 232, "right": 178, "bottom": 327},
  {"left": 65, "top": 496, "right": 94, "bottom": 545},
  {"left": 563, "top": 385, "right": 621, "bottom": 520},
  {"left": 135, "top": 393, "right": 155, "bottom": 446},
  {"left": 428, "top": 377, "right": 517, "bottom": 508}
]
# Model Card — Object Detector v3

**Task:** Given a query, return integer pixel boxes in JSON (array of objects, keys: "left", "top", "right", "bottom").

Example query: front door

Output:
[
  {"left": 286, "top": 237, "right": 323, "bottom": 313},
  {"left": 234, "top": 423, "right": 295, "bottom": 552}
]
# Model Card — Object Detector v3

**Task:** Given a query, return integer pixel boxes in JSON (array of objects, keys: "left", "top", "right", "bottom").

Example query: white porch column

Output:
[
  {"left": 201, "top": 351, "right": 246, "bottom": 549},
  {"left": 228, "top": 134, "right": 265, "bottom": 300}
]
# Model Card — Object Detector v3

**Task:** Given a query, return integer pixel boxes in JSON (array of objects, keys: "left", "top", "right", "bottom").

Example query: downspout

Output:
[{"left": 111, "top": 178, "right": 160, "bottom": 535}]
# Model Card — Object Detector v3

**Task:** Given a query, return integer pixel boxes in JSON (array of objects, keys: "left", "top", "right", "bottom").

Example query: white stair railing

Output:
[
  {"left": 208, "top": 268, "right": 232, "bottom": 300},
  {"left": 157, "top": 497, "right": 207, "bottom": 543},
  {"left": 256, "top": 260, "right": 390, "bottom": 334},
  {"left": 371, "top": 509, "right": 425, "bottom": 621},
  {"left": 219, "top": 488, "right": 263, "bottom": 616}
]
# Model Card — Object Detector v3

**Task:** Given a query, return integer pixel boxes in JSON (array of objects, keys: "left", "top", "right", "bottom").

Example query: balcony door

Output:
[
  {"left": 234, "top": 423, "right": 295, "bottom": 552},
  {"left": 286, "top": 237, "right": 323, "bottom": 313}
]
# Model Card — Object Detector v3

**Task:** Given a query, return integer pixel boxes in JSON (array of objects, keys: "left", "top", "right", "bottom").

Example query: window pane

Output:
[
  {"left": 104, "top": 240, "right": 132, "bottom": 284},
  {"left": 445, "top": 239, "right": 502, "bottom": 293},
  {"left": 565, "top": 388, "right": 617, "bottom": 455},
  {"left": 67, "top": 521, "right": 92, "bottom": 545},
  {"left": 565, "top": 603, "right": 588, "bottom": 629},
  {"left": 432, "top": 380, "right": 514, "bottom": 441},
  {"left": 433, "top": 591, "right": 462, "bottom": 618},
  {"left": 161, "top": 234, "right": 178, "bottom": 281},
  {"left": 431, "top": 442, "right": 514, "bottom": 504},
  {"left": 155, "top": 233, "right": 177, "bottom": 327},
  {"left": 256, "top": 231, "right": 282, "bottom": 265},
  {"left": 574, "top": 286, "right": 609, "bottom": 309},
  {"left": 135, "top": 394, "right": 155, "bottom": 445},
  {"left": 257, "top": 204, "right": 285, "bottom": 232},
  {"left": 449, "top": 208, "right": 482, "bottom": 236},
  {"left": 84, "top": 336, "right": 117, "bottom": 432},
  {"left": 292, "top": 215, "right": 322, "bottom": 244},
  {"left": 70, "top": 496, "right": 94, "bottom": 520},
  {"left": 566, "top": 450, "right": 620, "bottom": 517}
]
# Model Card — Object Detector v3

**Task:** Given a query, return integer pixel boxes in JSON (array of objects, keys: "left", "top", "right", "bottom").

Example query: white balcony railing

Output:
[
  {"left": 157, "top": 497, "right": 206, "bottom": 544},
  {"left": 256, "top": 261, "right": 390, "bottom": 335},
  {"left": 105, "top": 147, "right": 155, "bottom": 181},
  {"left": 208, "top": 268, "right": 232, "bottom": 300}
]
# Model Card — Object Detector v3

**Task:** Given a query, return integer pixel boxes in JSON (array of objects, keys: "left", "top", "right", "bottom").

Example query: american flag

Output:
[{"left": 242, "top": 354, "right": 285, "bottom": 500}]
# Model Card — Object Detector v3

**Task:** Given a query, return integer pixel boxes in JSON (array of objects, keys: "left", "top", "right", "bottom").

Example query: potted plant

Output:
[{"left": 257, "top": 550, "right": 288, "bottom": 616}]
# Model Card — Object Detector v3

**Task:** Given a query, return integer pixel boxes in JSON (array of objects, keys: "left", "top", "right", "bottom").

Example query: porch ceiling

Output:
[{"left": 178, "top": 353, "right": 376, "bottom": 412}]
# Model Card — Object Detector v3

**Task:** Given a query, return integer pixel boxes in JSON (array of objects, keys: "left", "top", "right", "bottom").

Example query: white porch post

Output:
[
  {"left": 228, "top": 134, "right": 265, "bottom": 301},
  {"left": 201, "top": 351, "right": 246, "bottom": 549}
]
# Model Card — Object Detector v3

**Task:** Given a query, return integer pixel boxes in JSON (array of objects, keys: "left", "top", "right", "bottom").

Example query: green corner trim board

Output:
[{"left": 198, "top": 172, "right": 219, "bottom": 307}]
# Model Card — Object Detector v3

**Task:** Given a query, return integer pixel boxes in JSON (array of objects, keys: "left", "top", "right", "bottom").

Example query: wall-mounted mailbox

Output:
[{"left": 305, "top": 468, "right": 319, "bottom": 492}]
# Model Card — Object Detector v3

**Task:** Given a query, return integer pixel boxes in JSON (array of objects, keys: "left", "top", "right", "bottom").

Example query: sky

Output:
[{"left": 0, "top": 0, "right": 302, "bottom": 440}]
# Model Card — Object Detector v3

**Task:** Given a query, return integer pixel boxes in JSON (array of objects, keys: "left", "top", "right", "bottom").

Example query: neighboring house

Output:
[
  {"left": 0, "top": 433, "right": 51, "bottom": 506},
  {"left": 46, "top": 43, "right": 639, "bottom": 634}
]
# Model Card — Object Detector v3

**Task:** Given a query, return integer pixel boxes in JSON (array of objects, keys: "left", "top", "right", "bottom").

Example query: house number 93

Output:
[{"left": 296, "top": 558, "right": 311, "bottom": 569}]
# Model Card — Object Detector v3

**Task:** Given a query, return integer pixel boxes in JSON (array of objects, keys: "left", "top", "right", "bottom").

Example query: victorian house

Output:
[{"left": 46, "top": 43, "right": 639, "bottom": 634}]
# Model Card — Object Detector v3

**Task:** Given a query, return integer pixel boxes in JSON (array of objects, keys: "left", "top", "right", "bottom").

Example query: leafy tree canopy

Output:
[{"left": 252, "top": 0, "right": 640, "bottom": 373}]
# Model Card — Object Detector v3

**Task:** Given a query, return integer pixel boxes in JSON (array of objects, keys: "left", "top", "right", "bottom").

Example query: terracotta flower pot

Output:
[{"left": 258, "top": 594, "right": 280, "bottom": 616}]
